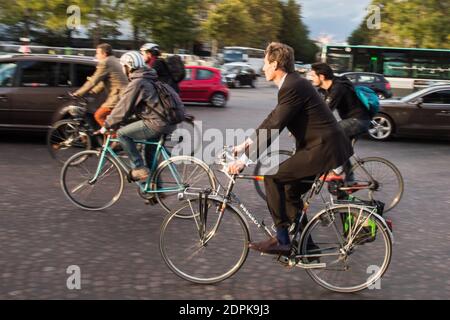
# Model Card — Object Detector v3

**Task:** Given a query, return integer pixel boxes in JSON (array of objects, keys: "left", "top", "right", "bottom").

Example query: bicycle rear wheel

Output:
[
  {"left": 301, "top": 205, "right": 392, "bottom": 293},
  {"left": 253, "top": 150, "right": 293, "bottom": 201},
  {"left": 153, "top": 156, "right": 216, "bottom": 213},
  {"left": 61, "top": 150, "right": 124, "bottom": 210},
  {"left": 348, "top": 157, "right": 403, "bottom": 212},
  {"left": 47, "top": 119, "right": 91, "bottom": 165},
  {"left": 160, "top": 197, "right": 250, "bottom": 284}
]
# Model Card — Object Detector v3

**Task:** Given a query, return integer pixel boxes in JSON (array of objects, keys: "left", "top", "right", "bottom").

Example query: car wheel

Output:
[
  {"left": 210, "top": 93, "right": 227, "bottom": 107},
  {"left": 369, "top": 114, "right": 394, "bottom": 141}
]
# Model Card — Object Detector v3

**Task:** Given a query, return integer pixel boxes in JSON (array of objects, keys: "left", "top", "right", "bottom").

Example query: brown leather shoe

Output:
[{"left": 249, "top": 237, "right": 291, "bottom": 255}]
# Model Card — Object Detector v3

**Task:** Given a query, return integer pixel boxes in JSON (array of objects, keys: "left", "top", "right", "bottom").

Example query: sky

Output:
[{"left": 299, "top": 0, "right": 372, "bottom": 43}]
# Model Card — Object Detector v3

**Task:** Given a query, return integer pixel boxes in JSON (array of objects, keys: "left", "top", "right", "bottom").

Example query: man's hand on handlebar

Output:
[
  {"left": 93, "top": 127, "right": 114, "bottom": 135},
  {"left": 227, "top": 160, "right": 246, "bottom": 175}
]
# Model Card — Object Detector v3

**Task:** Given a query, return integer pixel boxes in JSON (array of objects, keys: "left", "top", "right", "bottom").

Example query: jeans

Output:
[
  {"left": 117, "top": 120, "right": 160, "bottom": 169},
  {"left": 339, "top": 118, "right": 371, "bottom": 140},
  {"left": 339, "top": 118, "right": 371, "bottom": 181}
]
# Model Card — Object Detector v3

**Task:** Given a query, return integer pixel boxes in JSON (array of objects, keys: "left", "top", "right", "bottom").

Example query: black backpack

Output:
[
  {"left": 165, "top": 55, "right": 186, "bottom": 83},
  {"left": 148, "top": 80, "right": 186, "bottom": 125}
]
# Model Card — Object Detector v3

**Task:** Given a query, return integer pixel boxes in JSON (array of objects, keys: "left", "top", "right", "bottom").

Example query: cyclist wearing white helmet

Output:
[
  {"left": 140, "top": 42, "right": 180, "bottom": 93},
  {"left": 102, "top": 51, "right": 176, "bottom": 181}
]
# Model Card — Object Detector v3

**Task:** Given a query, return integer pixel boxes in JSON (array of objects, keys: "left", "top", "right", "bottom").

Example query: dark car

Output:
[
  {"left": 0, "top": 54, "right": 104, "bottom": 131},
  {"left": 369, "top": 85, "right": 450, "bottom": 141},
  {"left": 341, "top": 72, "right": 393, "bottom": 99},
  {"left": 221, "top": 63, "right": 257, "bottom": 88}
]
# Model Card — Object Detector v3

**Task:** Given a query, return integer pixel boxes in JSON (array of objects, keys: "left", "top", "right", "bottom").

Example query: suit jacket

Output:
[
  {"left": 75, "top": 55, "right": 129, "bottom": 108},
  {"left": 248, "top": 72, "right": 353, "bottom": 179}
]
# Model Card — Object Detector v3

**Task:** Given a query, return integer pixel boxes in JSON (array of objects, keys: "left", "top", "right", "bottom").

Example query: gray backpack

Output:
[{"left": 146, "top": 80, "right": 186, "bottom": 125}]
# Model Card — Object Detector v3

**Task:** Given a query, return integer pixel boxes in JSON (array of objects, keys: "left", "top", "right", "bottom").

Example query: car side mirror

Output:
[{"left": 415, "top": 97, "right": 423, "bottom": 107}]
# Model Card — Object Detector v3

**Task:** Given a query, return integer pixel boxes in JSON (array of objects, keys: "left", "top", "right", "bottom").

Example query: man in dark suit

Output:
[{"left": 228, "top": 42, "right": 353, "bottom": 254}]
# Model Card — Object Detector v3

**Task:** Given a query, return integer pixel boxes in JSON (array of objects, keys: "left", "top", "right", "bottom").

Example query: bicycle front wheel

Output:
[
  {"left": 253, "top": 150, "right": 293, "bottom": 201},
  {"left": 348, "top": 157, "right": 404, "bottom": 212},
  {"left": 160, "top": 197, "right": 250, "bottom": 284},
  {"left": 61, "top": 150, "right": 124, "bottom": 210},
  {"left": 301, "top": 205, "right": 392, "bottom": 293},
  {"left": 47, "top": 119, "right": 92, "bottom": 164},
  {"left": 153, "top": 156, "right": 216, "bottom": 213}
]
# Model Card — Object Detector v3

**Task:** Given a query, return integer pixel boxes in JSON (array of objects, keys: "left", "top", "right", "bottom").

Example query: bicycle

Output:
[
  {"left": 253, "top": 137, "right": 404, "bottom": 213},
  {"left": 48, "top": 95, "right": 202, "bottom": 164},
  {"left": 47, "top": 95, "right": 102, "bottom": 164},
  {"left": 60, "top": 131, "right": 215, "bottom": 213},
  {"left": 159, "top": 146, "right": 393, "bottom": 293}
]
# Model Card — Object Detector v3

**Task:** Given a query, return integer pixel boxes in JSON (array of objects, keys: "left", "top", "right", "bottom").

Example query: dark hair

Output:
[
  {"left": 265, "top": 42, "right": 295, "bottom": 73},
  {"left": 96, "top": 43, "right": 113, "bottom": 56},
  {"left": 311, "top": 62, "right": 334, "bottom": 80}
]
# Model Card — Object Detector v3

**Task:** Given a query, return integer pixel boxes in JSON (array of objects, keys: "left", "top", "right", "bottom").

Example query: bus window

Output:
[{"left": 383, "top": 53, "right": 410, "bottom": 77}]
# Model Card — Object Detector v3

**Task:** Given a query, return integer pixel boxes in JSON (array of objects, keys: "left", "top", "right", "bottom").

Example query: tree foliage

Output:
[{"left": 348, "top": 0, "right": 450, "bottom": 49}]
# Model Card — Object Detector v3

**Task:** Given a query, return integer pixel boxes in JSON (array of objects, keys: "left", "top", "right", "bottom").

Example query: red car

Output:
[{"left": 179, "top": 66, "right": 229, "bottom": 107}]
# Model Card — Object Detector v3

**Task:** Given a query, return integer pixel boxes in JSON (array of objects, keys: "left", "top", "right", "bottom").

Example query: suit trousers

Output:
[{"left": 264, "top": 170, "right": 316, "bottom": 229}]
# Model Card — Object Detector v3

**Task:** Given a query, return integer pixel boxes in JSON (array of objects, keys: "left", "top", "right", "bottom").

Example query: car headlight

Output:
[{"left": 226, "top": 74, "right": 237, "bottom": 79}]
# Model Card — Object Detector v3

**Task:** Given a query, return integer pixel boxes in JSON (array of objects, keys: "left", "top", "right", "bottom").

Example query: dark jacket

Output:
[
  {"left": 248, "top": 72, "right": 353, "bottom": 180},
  {"left": 153, "top": 58, "right": 180, "bottom": 93},
  {"left": 321, "top": 76, "right": 371, "bottom": 121},
  {"left": 75, "top": 55, "right": 129, "bottom": 108},
  {"left": 104, "top": 68, "right": 175, "bottom": 134}
]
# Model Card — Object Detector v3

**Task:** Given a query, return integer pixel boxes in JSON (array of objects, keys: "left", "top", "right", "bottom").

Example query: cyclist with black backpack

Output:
[
  {"left": 309, "top": 62, "right": 374, "bottom": 182},
  {"left": 140, "top": 43, "right": 186, "bottom": 93},
  {"left": 100, "top": 51, "right": 185, "bottom": 181}
]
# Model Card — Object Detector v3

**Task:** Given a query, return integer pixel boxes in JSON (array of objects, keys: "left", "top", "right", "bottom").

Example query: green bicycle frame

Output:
[{"left": 90, "top": 134, "right": 185, "bottom": 194}]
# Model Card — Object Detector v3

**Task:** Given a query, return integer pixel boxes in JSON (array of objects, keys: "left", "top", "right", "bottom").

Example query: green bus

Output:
[{"left": 321, "top": 45, "right": 450, "bottom": 96}]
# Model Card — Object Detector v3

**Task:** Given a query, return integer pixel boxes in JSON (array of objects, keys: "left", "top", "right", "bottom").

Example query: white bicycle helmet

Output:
[
  {"left": 140, "top": 43, "right": 160, "bottom": 56},
  {"left": 119, "top": 51, "right": 146, "bottom": 71}
]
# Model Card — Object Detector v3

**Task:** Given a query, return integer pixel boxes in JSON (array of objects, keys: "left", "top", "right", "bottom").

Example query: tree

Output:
[
  {"left": 0, "top": 0, "right": 47, "bottom": 39},
  {"left": 84, "top": 0, "right": 123, "bottom": 46},
  {"left": 278, "top": 0, "right": 318, "bottom": 62},
  {"left": 123, "top": 0, "right": 151, "bottom": 47},
  {"left": 243, "top": 0, "right": 282, "bottom": 48},
  {"left": 202, "top": 0, "right": 254, "bottom": 47},
  {"left": 348, "top": 0, "right": 450, "bottom": 49},
  {"left": 138, "top": 0, "right": 202, "bottom": 52}
]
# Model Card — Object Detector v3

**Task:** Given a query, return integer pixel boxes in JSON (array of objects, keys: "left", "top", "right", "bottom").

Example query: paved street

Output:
[{"left": 1, "top": 79, "right": 449, "bottom": 299}]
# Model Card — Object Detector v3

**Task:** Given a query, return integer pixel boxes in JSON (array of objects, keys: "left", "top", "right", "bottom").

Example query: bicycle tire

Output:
[
  {"left": 348, "top": 157, "right": 404, "bottom": 212},
  {"left": 160, "top": 196, "right": 250, "bottom": 284},
  {"left": 301, "top": 204, "right": 392, "bottom": 293},
  {"left": 47, "top": 119, "right": 92, "bottom": 165},
  {"left": 152, "top": 155, "right": 217, "bottom": 214},
  {"left": 60, "top": 150, "right": 125, "bottom": 210}
]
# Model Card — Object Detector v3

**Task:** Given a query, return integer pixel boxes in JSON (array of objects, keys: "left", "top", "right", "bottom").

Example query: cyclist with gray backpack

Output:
[{"left": 100, "top": 51, "right": 185, "bottom": 181}]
